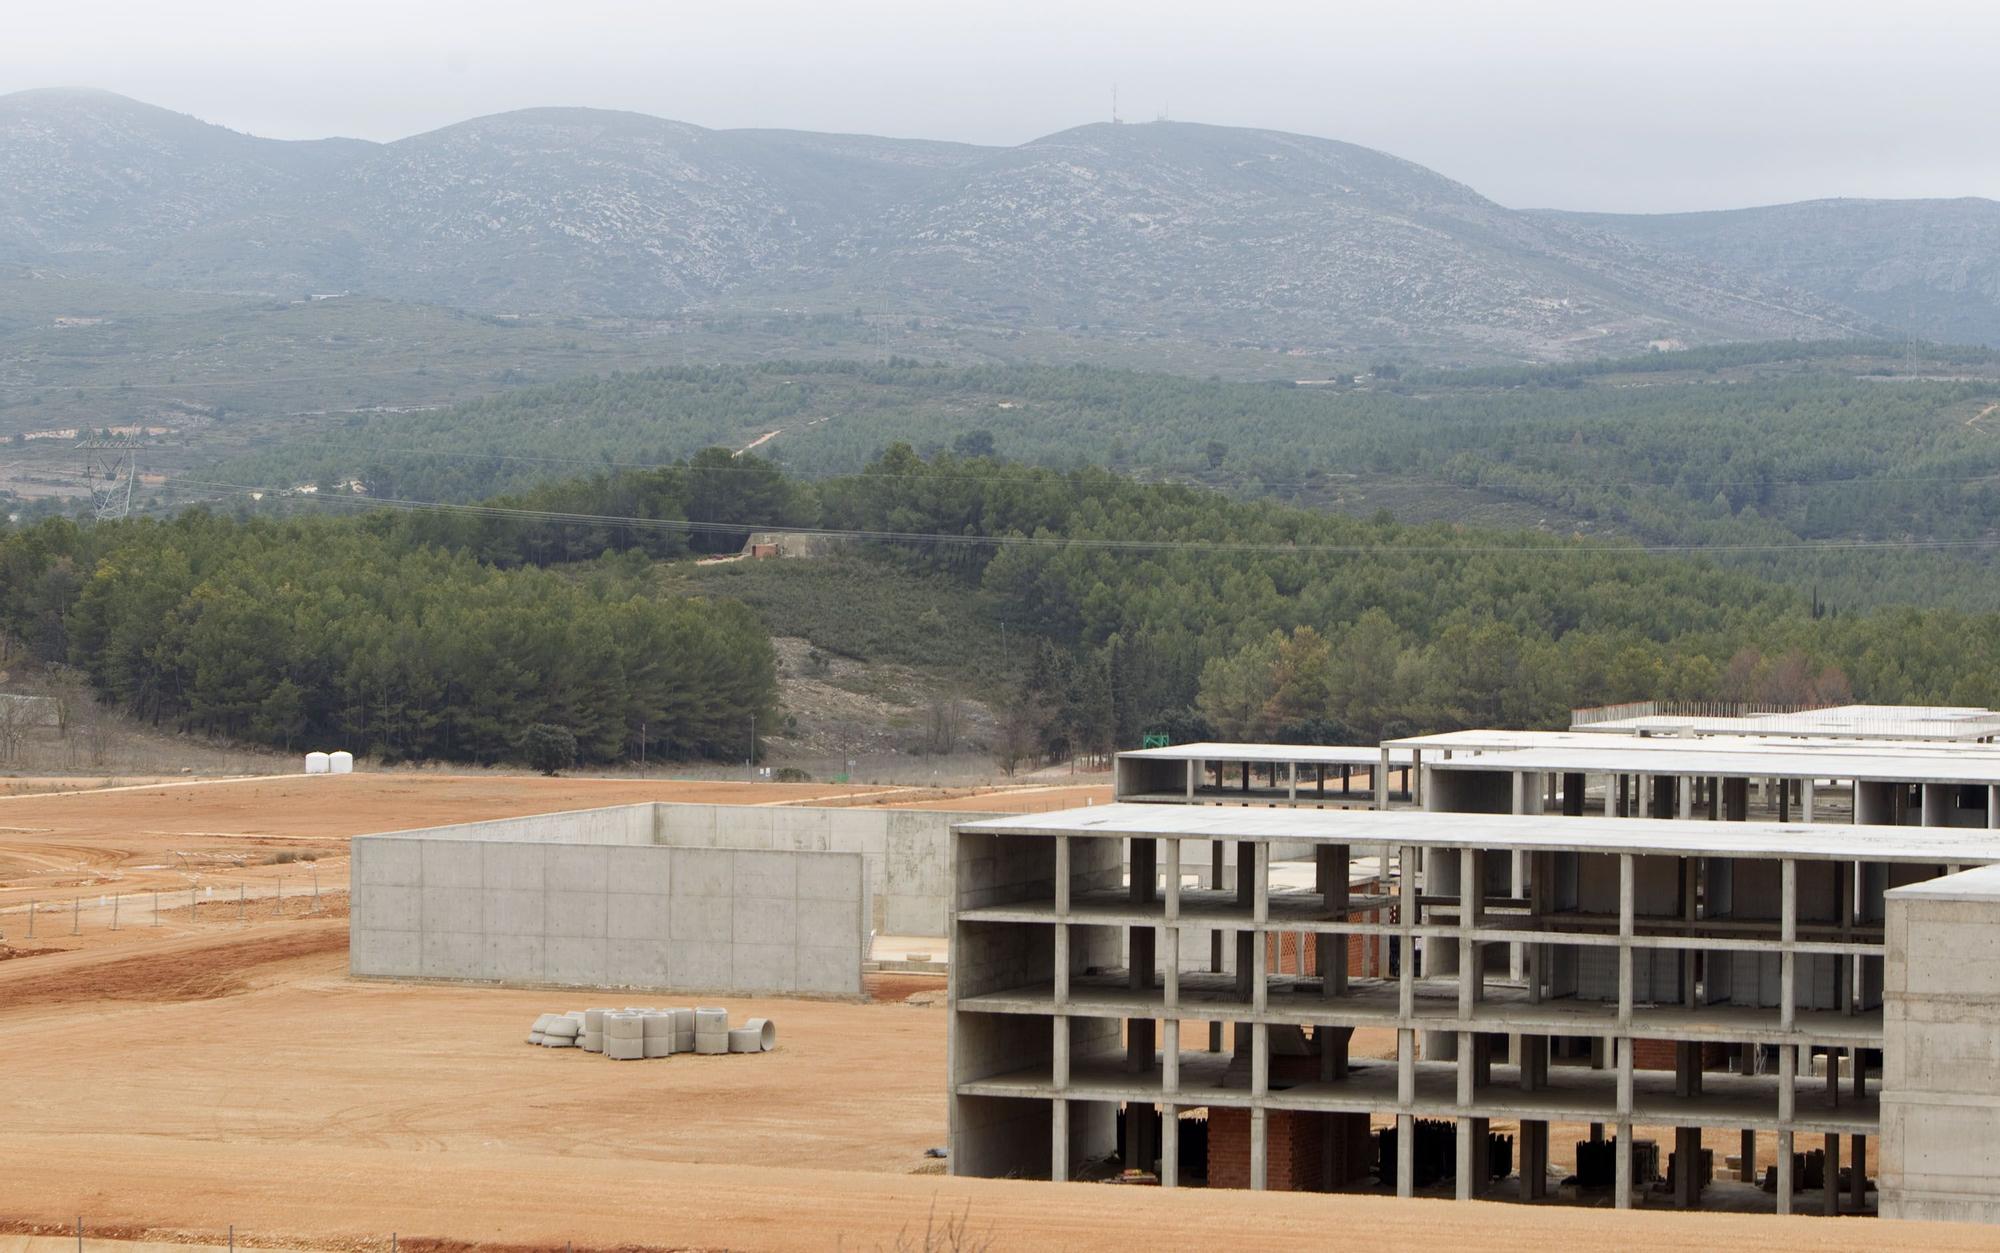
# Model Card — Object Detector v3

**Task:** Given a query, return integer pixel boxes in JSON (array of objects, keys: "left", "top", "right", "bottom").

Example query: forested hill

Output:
[
  {"left": 12, "top": 447, "right": 2000, "bottom": 765},
  {"left": 214, "top": 345, "right": 2000, "bottom": 611},
  {"left": 0, "top": 512, "right": 776, "bottom": 765}
]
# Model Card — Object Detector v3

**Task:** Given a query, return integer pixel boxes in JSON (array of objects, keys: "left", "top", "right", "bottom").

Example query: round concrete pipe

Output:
[
  {"left": 641, "top": 1012, "right": 673, "bottom": 1038},
  {"left": 670, "top": 1008, "right": 695, "bottom": 1031},
  {"left": 528, "top": 1033, "right": 546, "bottom": 1046},
  {"left": 605, "top": 1012, "right": 645, "bottom": 1040},
  {"left": 743, "top": 1017, "right": 777, "bottom": 1051},
  {"left": 580, "top": 1032, "right": 604, "bottom": 1053},
  {"left": 545, "top": 1018, "right": 579, "bottom": 1039},
  {"left": 643, "top": 1035, "right": 677, "bottom": 1059},
  {"left": 584, "top": 1009, "right": 608, "bottom": 1032},
  {"left": 606, "top": 1035, "right": 645, "bottom": 1061},
  {"left": 727, "top": 1026, "right": 762, "bottom": 1053},
  {"left": 694, "top": 1008, "right": 728, "bottom": 1033},
  {"left": 694, "top": 1032, "right": 729, "bottom": 1056}
]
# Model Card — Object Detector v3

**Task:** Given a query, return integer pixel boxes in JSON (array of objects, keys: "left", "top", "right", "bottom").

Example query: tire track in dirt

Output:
[{"left": 0, "top": 925, "right": 346, "bottom": 1011}]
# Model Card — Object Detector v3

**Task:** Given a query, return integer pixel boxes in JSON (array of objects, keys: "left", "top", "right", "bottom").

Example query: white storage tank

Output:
[
  {"left": 329, "top": 750, "right": 354, "bottom": 774},
  {"left": 304, "top": 751, "right": 330, "bottom": 775}
]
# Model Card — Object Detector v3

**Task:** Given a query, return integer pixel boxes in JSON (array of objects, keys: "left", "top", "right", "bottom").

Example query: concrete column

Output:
[
  {"left": 1053, "top": 1016, "right": 1071, "bottom": 1087},
  {"left": 1674, "top": 1126, "right": 1701, "bottom": 1208},
  {"left": 1456, "top": 1115, "right": 1476, "bottom": 1200},
  {"left": 1209, "top": 840, "right": 1225, "bottom": 1053},
  {"left": 1251, "top": 1021, "right": 1268, "bottom": 1097},
  {"left": 1185, "top": 759, "right": 1196, "bottom": 801},
  {"left": 1852, "top": 1133, "right": 1867, "bottom": 1210},
  {"left": 1457, "top": 1030, "right": 1475, "bottom": 1106},
  {"left": 1802, "top": 776, "right": 1815, "bottom": 823},
  {"left": 1921, "top": 783, "right": 1948, "bottom": 828},
  {"left": 1051, "top": 1098, "right": 1069, "bottom": 1182},
  {"left": 1776, "top": 1129, "right": 1794, "bottom": 1215},
  {"left": 1396, "top": 1111, "right": 1415, "bottom": 1198},
  {"left": 1678, "top": 773, "right": 1693, "bottom": 819},
  {"left": 1376, "top": 746, "right": 1391, "bottom": 809},
  {"left": 1617, "top": 1035, "right": 1634, "bottom": 1122},
  {"left": 1397, "top": 1028, "right": 1415, "bottom": 1106},
  {"left": 1459, "top": 846, "right": 1482, "bottom": 1019},
  {"left": 1523, "top": 1119, "right": 1548, "bottom": 1200},
  {"left": 1054, "top": 836, "right": 1072, "bottom": 914},
  {"left": 1618, "top": 853, "right": 1635, "bottom": 1027},
  {"left": 1131, "top": 837, "right": 1156, "bottom": 903},
  {"left": 1160, "top": 1105, "right": 1179, "bottom": 1187},
  {"left": 1399, "top": 847, "right": 1418, "bottom": 1019},
  {"left": 1780, "top": 859, "right": 1797, "bottom": 1031},
  {"left": 1824, "top": 1133, "right": 1841, "bottom": 1216},
  {"left": 1741, "top": 1127, "right": 1757, "bottom": 1183},
  {"left": 1563, "top": 772, "right": 1585, "bottom": 816},
  {"left": 1249, "top": 1106, "right": 1267, "bottom": 1191},
  {"left": 1990, "top": 784, "right": 2000, "bottom": 829},
  {"left": 1317, "top": 843, "right": 1348, "bottom": 997},
  {"left": 1162, "top": 1021, "right": 1179, "bottom": 1094},
  {"left": 1778, "top": 1042, "right": 1796, "bottom": 1123},
  {"left": 1163, "top": 841, "right": 1181, "bottom": 1013},
  {"left": 1615, "top": 1118, "right": 1634, "bottom": 1208},
  {"left": 1054, "top": 924, "right": 1071, "bottom": 1007}
]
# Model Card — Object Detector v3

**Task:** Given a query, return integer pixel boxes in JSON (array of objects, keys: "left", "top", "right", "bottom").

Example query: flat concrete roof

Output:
[
  {"left": 1384, "top": 728, "right": 2000, "bottom": 757},
  {"left": 1426, "top": 744, "right": 2000, "bottom": 786},
  {"left": 1885, "top": 862, "right": 2000, "bottom": 902},
  {"left": 955, "top": 802, "right": 2000, "bottom": 863},
  {"left": 1577, "top": 704, "right": 2000, "bottom": 741},
  {"left": 1118, "top": 742, "right": 1412, "bottom": 766}
]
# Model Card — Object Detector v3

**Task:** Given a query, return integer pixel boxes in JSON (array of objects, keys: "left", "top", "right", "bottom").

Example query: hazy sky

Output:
[{"left": 7, "top": 0, "right": 1999, "bottom": 213}]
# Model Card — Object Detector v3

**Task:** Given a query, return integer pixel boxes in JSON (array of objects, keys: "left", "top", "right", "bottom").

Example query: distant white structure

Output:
[
  {"left": 304, "top": 751, "right": 330, "bottom": 775},
  {"left": 330, "top": 750, "right": 355, "bottom": 774},
  {"left": 1573, "top": 702, "right": 2000, "bottom": 743}
]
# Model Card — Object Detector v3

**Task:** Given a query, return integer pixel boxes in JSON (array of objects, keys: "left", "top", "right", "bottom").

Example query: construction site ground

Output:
[{"left": 0, "top": 774, "right": 1992, "bottom": 1251}]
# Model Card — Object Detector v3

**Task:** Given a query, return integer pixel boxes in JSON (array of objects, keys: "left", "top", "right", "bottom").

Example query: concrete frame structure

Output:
[
  {"left": 350, "top": 803, "right": 913, "bottom": 999},
  {"left": 1423, "top": 744, "right": 2000, "bottom": 829},
  {"left": 1572, "top": 703, "right": 2000, "bottom": 742},
  {"left": 1383, "top": 728, "right": 2000, "bottom": 810},
  {"left": 946, "top": 802, "right": 2000, "bottom": 1220},
  {"left": 1115, "top": 743, "right": 1414, "bottom": 809}
]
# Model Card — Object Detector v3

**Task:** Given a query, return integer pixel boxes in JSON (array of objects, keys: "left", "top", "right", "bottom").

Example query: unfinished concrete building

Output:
[
  {"left": 1115, "top": 743, "right": 1414, "bottom": 809},
  {"left": 1571, "top": 703, "right": 2000, "bottom": 742},
  {"left": 1420, "top": 743, "right": 2000, "bottom": 829},
  {"left": 946, "top": 803, "right": 2000, "bottom": 1221}
]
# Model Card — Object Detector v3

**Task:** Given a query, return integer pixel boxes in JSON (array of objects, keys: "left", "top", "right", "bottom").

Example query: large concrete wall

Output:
[
  {"left": 350, "top": 824, "right": 868, "bottom": 999},
  {"left": 1883, "top": 866, "right": 2000, "bottom": 1222},
  {"left": 653, "top": 802, "right": 994, "bottom": 936}
]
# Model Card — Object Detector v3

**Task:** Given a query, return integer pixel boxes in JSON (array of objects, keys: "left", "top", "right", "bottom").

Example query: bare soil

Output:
[{"left": 0, "top": 777, "right": 1992, "bottom": 1251}]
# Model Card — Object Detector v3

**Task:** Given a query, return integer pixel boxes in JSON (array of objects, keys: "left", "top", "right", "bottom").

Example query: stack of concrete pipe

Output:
[
  {"left": 526, "top": 1007, "right": 775, "bottom": 1057},
  {"left": 604, "top": 1010, "right": 645, "bottom": 1060},
  {"left": 694, "top": 1007, "right": 730, "bottom": 1054},
  {"left": 527, "top": 1011, "right": 585, "bottom": 1047}
]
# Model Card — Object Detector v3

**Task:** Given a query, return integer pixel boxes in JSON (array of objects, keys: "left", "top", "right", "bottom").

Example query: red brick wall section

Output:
[
  {"left": 1630, "top": 1038, "right": 1729, "bottom": 1071},
  {"left": 1206, "top": 1108, "right": 1374, "bottom": 1190},
  {"left": 1262, "top": 879, "right": 1388, "bottom": 978}
]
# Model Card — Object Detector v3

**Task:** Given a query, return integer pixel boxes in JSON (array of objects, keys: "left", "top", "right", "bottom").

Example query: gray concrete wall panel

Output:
[{"left": 349, "top": 815, "right": 868, "bottom": 999}]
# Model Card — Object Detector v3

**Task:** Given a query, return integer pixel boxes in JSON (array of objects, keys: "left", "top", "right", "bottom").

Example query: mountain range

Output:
[{"left": 4, "top": 88, "right": 1996, "bottom": 360}]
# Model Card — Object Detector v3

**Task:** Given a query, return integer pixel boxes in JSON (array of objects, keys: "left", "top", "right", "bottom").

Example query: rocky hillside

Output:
[
  {"left": 0, "top": 88, "right": 1973, "bottom": 359},
  {"left": 1548, "top": 198, "right": 2000, "bottom": 348}
]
